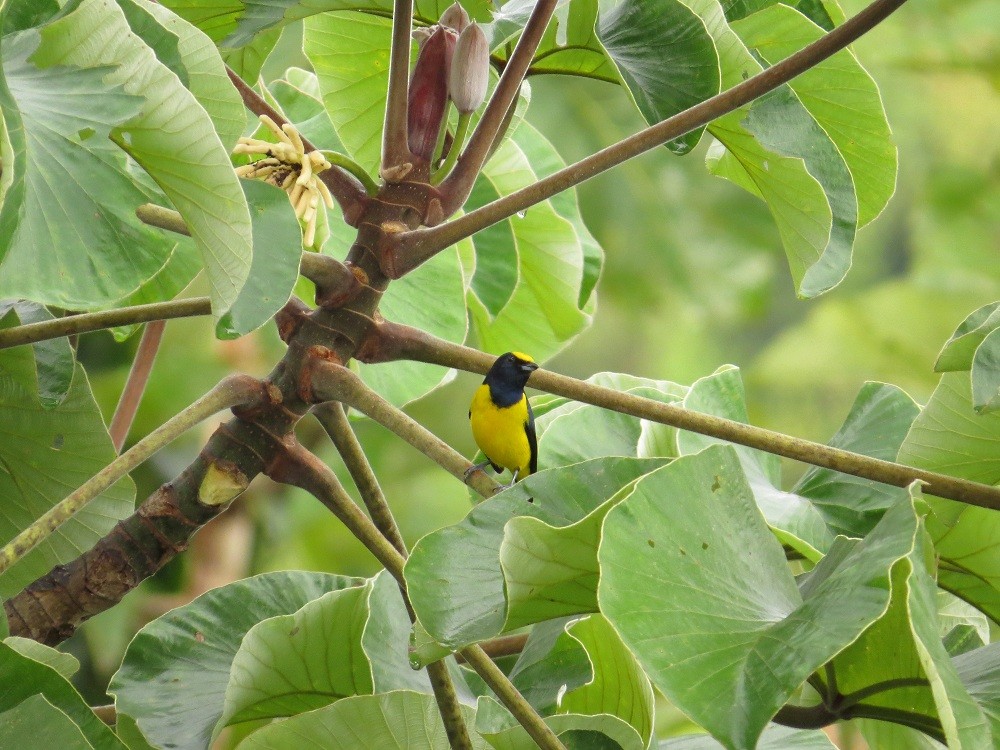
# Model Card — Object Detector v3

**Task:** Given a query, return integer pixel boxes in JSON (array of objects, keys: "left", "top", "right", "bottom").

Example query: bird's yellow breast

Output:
[{"left": 469, "top": 384, "right": 533, "bottom": 476}]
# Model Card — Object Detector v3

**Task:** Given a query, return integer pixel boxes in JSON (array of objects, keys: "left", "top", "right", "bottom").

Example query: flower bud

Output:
[
  {"left": 439, "top": 2, "right": 470, "bottom": 32},
  {"left": 407, "top": 27, "right": 455, "bottom": 160},
  {"left": 449, "top": 23, "right": 489, "bottom": 114}
]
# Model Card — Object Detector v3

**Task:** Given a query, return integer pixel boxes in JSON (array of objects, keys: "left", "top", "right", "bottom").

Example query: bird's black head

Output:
[{"left": 484, "top": 351, "right": 538, "bottom": 406}]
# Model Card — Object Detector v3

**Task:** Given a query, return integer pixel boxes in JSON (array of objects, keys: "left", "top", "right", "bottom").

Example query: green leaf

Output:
[
  {"left": 220, "top": 25, "right": 281, "bottom": 80},
  {"left": 3, "top": 636, "right": 80, "bottom": 679},
  {"left": 898, "top": 371, "right": 1000, "bottom": 621},
  {"left": 267, "top": 68, "right": 344, "bottom": 151},
  {"left": 0, "top": 22, "right": 174, "bottom": 309},
  {"left": 954, "top": 643, "right": 1000, "bottom": 740},
  {"left": 971, "top": 327, "right": 1000, "bottom": 413},
  {"left": 505, "top": 617, "right": 593, "bottom": 715},
  {"left": 110, "top": 571, "right": 363, "bottom": 750},
  {"left": 598, "top": 0, "right": 721, "bottom": 155},
  {"left": 404, "top": 457, "right": 665, "bottom": 652},
  {"left": 1, "top": 1, "right": 62, "bottom": 35},
  {"left": 138, "top": 0, "right": 248, "bottom": 150},
  {"left": 0, "top": 642, "right": 125, "bottom": 750},
  {"left": 0, "top": 695, "right": 95, "bottom": 750},
  {"left": 561, "top": 615, "right": 655, "bottom": 747},
  {"left": 0, "top": 301, "right": 74, "bottom": 408},
  {"left": 355, "top": 247, "right": 468, "bottom": 406},
  {"left": 0, "top": 0, "right": 252, "bottom": 317},
  {"left": 792, "top": 382, "right": 920, "bottom": 538},
  {"left": 701, "top": 3, "right": 870, "bottom": 299},
  {"left": 659, "top": 725, "right": 837, "bottom": 748},
  {"left": 491, "top": 0, "right": 619, "bottom": 83},
  {"left": 935, "top": 301, "right": 1000, "bottom": 372},
  {"left": 218, "top": 581, "right": 373, "bottom": 730},
  {"left": 731, "top": 3, "right": 896, "bottom": 226},
  {"left": 477, "top": 698, "right": 646, "bottom": 750},
  {"left": 216, "top": 180, "right": 301, "bottom": 338},
  {"left": 829, "top": 525, "right": 991, "bottom": 748},
  {"left": 28, "top": 0, "right": 252, "bottom": 323},
  {"left": 303, "top": 11, "right": 388, "bottom": 176},
  {"left": 499, "top": 483, "right": 637, "bottom": 630},
  {"left": 598, "top": 446, "right": 923, "bottom": 750},
  {"left": 238, "top": 690, "right": 488, "bottom": 750},
  {"left": 677, "top": 366, "right": 834, "bottom": 559},
  {"left": 223, "top": 0, "right": 494, "bottom": 48},
  {"left": 0, "top": 362, "right": 135, "bottom": 599},
  {"left": 467, "top": 123, "right": 595, "bottom": 359}
]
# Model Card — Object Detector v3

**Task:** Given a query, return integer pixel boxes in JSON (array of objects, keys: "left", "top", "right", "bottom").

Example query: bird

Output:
[{"left": 466, "top": 351, "right": 539, "bottom": 487}]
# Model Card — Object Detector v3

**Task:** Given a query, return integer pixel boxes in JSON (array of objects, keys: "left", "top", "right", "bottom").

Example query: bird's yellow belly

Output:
[{"left": 470, "top": 386, "right": 532, "bottom": 476}]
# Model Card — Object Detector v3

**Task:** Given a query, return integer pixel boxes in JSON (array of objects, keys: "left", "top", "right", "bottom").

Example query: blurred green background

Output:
[{"left": 69, "top": 0, "right": 998, "bottom": 734}]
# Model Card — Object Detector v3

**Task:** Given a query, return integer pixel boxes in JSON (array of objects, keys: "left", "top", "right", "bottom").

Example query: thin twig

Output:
[
  {"left": 437, "top": 0, "right": 558, "bottom": 215},
  {"left": 226, "top": 66, "right": 369, "bottom": 223},
  {"left": 310, "top": 362, "right": 500, "bottom": 498},
  {"left": 358, "top": 320, "right": 1000, "bottom": 511},
  {"left": 459, "top": 645, "right": 567, "bottom": 750},
  {"left": 0, "top": 375, "right": 265, "bottom": 576},
  {"left": 382, "top": 0, "right": 415, "bottom": 174},
  {"left": 0, "top": 298, "right": 211, "bottom": 350},
  {"left": 109, "top": 320, "right": 166, "bottom": 452},
  {"left": 390, "top": 0, "right": 910, "bottom": 277}
]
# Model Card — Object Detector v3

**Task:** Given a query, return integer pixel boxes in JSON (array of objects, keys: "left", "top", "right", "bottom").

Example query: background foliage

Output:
[{"left": 0, "top": 0, "right": 997, "bottom": 746}]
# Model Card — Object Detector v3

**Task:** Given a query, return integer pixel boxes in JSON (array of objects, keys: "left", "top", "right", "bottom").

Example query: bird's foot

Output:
[{"left": 463, "top": 461, "right": 492, "bottom": 482}]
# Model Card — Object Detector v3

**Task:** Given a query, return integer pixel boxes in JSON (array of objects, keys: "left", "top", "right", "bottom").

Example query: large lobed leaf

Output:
[
  {"left": 0, "top": 0, "right": 254, "bottom": 329},
  {"left": 898, "top": 369, "right": 1000, "bottom": 623},
  {"left": 110, "top": 572, "right": 364, "bottom": 750},
  {"left": 598, "top": 446, "right": 936, "bottom": 750}
]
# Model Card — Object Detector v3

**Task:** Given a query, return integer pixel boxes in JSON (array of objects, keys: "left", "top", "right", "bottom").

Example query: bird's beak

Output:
[{"left": 521, "top": 362, "right": 539, "bottom": 374}]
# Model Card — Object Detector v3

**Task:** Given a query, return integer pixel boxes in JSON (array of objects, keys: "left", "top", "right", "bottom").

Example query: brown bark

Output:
[{"left": 3, "top": 173, "right": 437, "bottom": 645}]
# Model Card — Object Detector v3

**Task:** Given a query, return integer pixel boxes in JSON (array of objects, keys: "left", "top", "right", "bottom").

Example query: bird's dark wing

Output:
[{"left": 525, "top": 399, "right": 538, "bottom": 475}]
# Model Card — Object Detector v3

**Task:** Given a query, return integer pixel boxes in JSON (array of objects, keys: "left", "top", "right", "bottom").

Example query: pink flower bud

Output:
[
  {"left": 449, "top": 23, "right": 489, "bottom": 114},
  {"left": 439, "top": 2, "right": 471, "bottom": 32},
  {"left": 407, "top": 27, "right": 456, "bottom": 160}
]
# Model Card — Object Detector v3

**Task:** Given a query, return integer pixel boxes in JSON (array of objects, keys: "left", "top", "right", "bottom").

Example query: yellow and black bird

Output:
[{"left": 466, "top": 352, "right": 538, "bottom": 486}]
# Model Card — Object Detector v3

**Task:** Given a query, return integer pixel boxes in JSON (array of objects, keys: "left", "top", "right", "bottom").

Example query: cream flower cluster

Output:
[{"left": 234, "top": 115, "right": 334, "bottom": 247}]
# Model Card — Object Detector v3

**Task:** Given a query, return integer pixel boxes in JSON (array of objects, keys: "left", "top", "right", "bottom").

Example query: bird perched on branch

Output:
[{"left": 466, "top": 352, "right": 539, "bottom": 487}]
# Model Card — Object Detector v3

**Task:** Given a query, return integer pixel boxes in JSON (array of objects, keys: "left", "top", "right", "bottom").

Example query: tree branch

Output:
[
  {"left": 0, "top": 375, "right": 268, "bottom": 578},
  {"left": 109, "top": 320, "right": 165, "bottom": 452},
  {"left": 226, "top": 66, "right": 369, "bottom": 225},
  {"left": 309, "top": 360, "right": 500, "bottom": 498},
  {"left": 436, "top": 0, "right": 558, "bottom": 215},
  {"left": 459, "top": 645, "right": 567, "bottom": 750},
  {"left": 358, "top": 320, "right": 1000, "bottom": 511},
  {"left": 382, "top": 0, "right": 415, "bottom": 175},
  {"left": 312, "top": 402, "right": 407, "bottom": 554},
  {"left": 0, "top": 299, "right": 211, "bottom": 350},
  {"left": 387, "top": 0, "right": 910, "bottom": 277}
]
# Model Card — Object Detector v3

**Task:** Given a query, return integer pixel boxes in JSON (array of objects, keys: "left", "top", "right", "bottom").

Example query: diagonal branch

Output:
[
  {"left": 382, "top": 0, "right": 415, "bottom": 174},
  {"left": 0, "top": 375, "right": 267, "bottom": 577},
  {"left": 309, "top": 361, "right": 500, "bottom": 498},
  {"left": 109, "top": 320, "right": 166, "bottom": 452},
  {"left": 357, "top": 319, "right": 1000, "bottom": 511},
  {"left": 387, "top": 0, "right": 910, "bottom": 278},
  {"left": 313, "top": 402, "right": 408, "bottom": 554},
  {"left": 436, "top": 0, "right": 558, "bottom": 216},
  {"left": 226, "top": 66, "right": 369, "bottom": 224}
]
